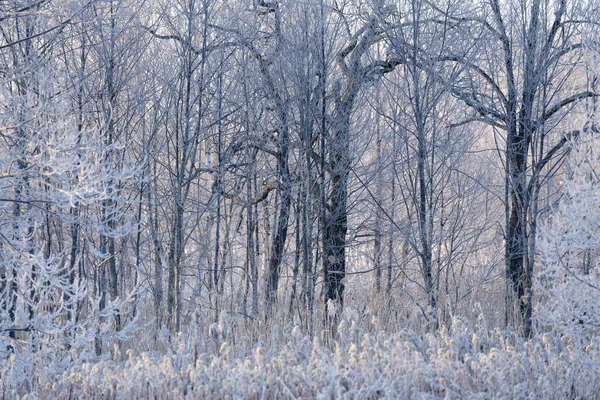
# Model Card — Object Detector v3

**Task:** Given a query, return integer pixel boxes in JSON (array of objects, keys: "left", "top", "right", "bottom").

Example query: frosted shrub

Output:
[{"left": 536, "top": 133, "right": 600, "bottom": 338}]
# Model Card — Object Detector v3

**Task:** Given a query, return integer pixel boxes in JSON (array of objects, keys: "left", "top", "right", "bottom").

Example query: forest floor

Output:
[{"left": 3, "top": 316, "right": 600, "bottom": 399}]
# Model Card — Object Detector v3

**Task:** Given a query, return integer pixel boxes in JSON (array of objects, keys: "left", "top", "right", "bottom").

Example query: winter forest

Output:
[{"left": 2, "top": 0, "right": 600, "bottom": 397}]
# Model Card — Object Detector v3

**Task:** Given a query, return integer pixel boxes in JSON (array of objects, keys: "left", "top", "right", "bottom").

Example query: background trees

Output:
[
  {"left": 370, "top": 0, "right": 496, "bottom": 329},
  {"left": 1, "top": 0, "right": 599, "bottom": 375}
]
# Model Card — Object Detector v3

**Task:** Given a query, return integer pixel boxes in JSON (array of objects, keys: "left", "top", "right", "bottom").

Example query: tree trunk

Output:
[
  {"left": 325, "top": 103, "right": 352, "bottom": 317},
  {"left": 266, "top": 126, "right": 291, "bottom": 306}
]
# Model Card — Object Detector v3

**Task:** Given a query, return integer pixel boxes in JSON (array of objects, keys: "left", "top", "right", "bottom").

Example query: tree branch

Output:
[
  {"left": 541, "top": 91, "right": 599, "bottom": 123},
  {"left": 438, "top": 55, "right": 508, "bottom": 107},
  {"left": 529, "top": 124, "right": 599, "bottom": 194},
  {"left": 252, "top": 181, "right": 277, "bottom": 204},
  {"left": 144, "top": 26, "right": 238, "bottom": 55}
]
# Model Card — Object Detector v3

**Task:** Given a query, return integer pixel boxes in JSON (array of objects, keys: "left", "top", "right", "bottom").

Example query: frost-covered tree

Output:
[
  {"left": 372, "top": 0, "right": 496, "bottom": 328},
  {"left": 0, "top": 0, "right": 140, "bottom": 369},
  {"left": 427, "top": 0, "right": 599, "bottom": 335}
]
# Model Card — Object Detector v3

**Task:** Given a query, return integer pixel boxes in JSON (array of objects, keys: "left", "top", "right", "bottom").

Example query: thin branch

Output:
[
  {"left": 439, "top": 55, "right": 508, "bottom": 107},
  {"left": 542, "top": 91, "right": 599, "bottom": 123},
  {"left": 0, "top": 1, "right": 95, "bottom": 51},
  {"left": 144, "top": 26, "right": 238, "bottom": 55},
  {"left": 0, "top": 1, "right": 48, "bottom": 23}
]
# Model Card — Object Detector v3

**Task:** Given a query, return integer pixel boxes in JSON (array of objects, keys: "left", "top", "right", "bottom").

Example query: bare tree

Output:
[
  {"left": 430, "top": 0, "right": 598, "bottom": 335},
  {"left": 323, "top": 4, "right": 401, "bottom": 323}
]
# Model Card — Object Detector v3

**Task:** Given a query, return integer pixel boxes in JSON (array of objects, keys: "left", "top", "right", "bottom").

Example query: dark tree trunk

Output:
[
  {"left": 266, "top": 125, "right": 291, "bottom": 306},
  {"left": 325, "top": 101, "right": 353, "bottom": 317}
]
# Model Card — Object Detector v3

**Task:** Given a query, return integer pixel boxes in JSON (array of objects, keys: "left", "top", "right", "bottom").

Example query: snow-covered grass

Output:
[{"left": 3, "top": 315, "right": 599, "bottom": 399}]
